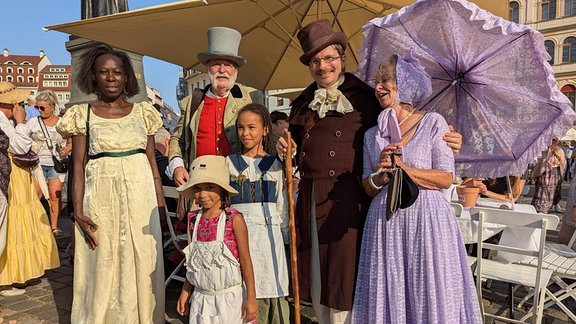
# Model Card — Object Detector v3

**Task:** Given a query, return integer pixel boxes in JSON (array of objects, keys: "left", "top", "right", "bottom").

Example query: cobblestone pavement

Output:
[{"left": 0, "top": 183, "right": 575, "bottom": 323}]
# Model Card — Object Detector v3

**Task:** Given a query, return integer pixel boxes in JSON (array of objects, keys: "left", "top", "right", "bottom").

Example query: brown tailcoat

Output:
[{"left": 289, "top": 72, "right": 380, "bottom": 310}]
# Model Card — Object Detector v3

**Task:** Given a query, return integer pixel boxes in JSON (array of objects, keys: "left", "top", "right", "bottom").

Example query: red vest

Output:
[{"left": 196, "top": 96, "right": 232, "bottom": 157}]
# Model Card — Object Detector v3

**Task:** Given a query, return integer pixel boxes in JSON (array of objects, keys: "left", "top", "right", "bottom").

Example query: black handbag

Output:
[
  {"left": 52, "top": 154, "right": 70, "bottom": 173},
  {"left": 38, "top": 116, "right": 70, "bottom": 173},
  {"left": 385, "top": 149, "right": 419, "bottom": 220},
  {"left": 12, "top": 151, "right": 40, "bottom": 169},
  {"left": 384, "top": 115, "right": 425, "bottom": 220}
]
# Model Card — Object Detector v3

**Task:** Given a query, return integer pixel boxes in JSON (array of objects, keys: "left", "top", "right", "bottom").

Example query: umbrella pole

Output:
[
  {"left": 284, "top": 130, "right": 301, "bottom": 324},
  {"left": 506, "top": 175, "right": 516, "bottom": 210}
]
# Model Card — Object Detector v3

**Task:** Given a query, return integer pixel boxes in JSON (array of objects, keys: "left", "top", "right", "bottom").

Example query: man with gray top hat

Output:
[{"left": 168, "top": 27, "right": 263, "bottom": 186}]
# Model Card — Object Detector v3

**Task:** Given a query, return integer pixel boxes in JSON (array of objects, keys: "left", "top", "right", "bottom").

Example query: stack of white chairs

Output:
[
  {"left": 162, "top": 186, "right": 188, "bottom": 287},
  {"left": 471, "top": 207, "right": 559, "bottom": 323},
  {"left": 519, "top": 228, "right": 576, "bottom": 322}
]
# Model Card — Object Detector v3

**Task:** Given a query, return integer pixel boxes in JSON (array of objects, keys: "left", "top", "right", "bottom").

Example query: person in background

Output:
[
  {"left": 532, "top": 138, "right": 566, "bottom": 213},
  {"left": 276, "top": 20, "right": 464, "bottom": 323},
  {"left": 0, "top": 81, "right": 60, "bottom": 297},
  {"left": 227, "top": 104, "right": 290, "bottom": 323},
  {"left": 270, "top": 110, "right": 289, "bottom": 138},
  {"left": 176, "top": 155, "right": 257, "bottom": 323},
  {"left": 168, "top": 27, "right": 263, "bottom": 186},
  {"left": 56, "top": 43, "right": 165, "bottom": 323},
  {"left": 24, "top": 95, "right": 40, "bottom": 121},
  {"left": 461, "top": 176, "right": 526, "bottom": 203},
  {"left": 563, "top": 140, "right": 575, "bottom": 181},
  {"left": 0, "top": 128, "right": 9, "bottom": 257},
  {"left": 154, "top": 126, "right": 174, "bottom": 188},
  {"left": 27, "top": 90, "right": 72, "bottom": 237},
  {"left": 558, "top": 171, "right": 576, "bottom": 250}
]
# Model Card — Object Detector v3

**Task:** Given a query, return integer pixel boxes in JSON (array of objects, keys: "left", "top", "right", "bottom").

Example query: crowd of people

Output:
[{"left": 0, "top": 18, "right": 573, "bottom": 324}]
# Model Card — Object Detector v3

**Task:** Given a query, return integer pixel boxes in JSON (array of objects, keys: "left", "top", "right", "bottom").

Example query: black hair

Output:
[
  {"left": 76, "top": 42, "right": 139, "bottom": 97},
  {"left": 270, "top": 110, "right": 289, "bottom": 124},
  {"left": 236, "top": 103, "right": 274, "bottom": 154}
]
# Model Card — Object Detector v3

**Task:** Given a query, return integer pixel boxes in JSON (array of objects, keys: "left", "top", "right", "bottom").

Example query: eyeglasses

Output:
[
  {"left": 35, "top": 105, "right": 48, "bottom": 111},
  {"left": 309, "top": 55, "right": 341, "bottom": 67}
]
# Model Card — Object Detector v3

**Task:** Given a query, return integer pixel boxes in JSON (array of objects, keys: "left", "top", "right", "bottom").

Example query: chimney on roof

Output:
[
  {"left": 3, "top": 49, "right": 8, "bottom": 57},
  {"left": 39, "top": 50, "right": 45, "bottom": 58}
]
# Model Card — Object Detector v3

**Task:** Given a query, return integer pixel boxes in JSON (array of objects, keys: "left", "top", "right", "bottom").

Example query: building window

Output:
[
  {"left": 0, "top": 67, "right": 2, "bottom": 73},
  {"left": 545, "top": 40, "right": 555, "bottom": 64},
  {"left": 0, "top": 76, "right": 2, "bottom": 81},
  {"left": 566, "top": 0, "right": 576, "bottom": 16},
  {"left": 28, "top": 76, "right": 34, "bottom": 83},
  {"left": 7, "top": 76, "right": 12, "bottom": 82},
  {"left": 563, "top": 37, "right": 576, "bottom": 63},
  {"left": 510, "top": 1, "right": 520, "bottom": 23},
  {"left": 203, "top": 79, "right": 206, "bottom": 88},
  {"left": 17, "top": 67, "right": 23, "bottom": 74},
  {"left": 28, "top": 68, "right": 34, "bottom": 74},
  {"left": 7, "top": 67, "right": 12, "bottom": 73},
  {"left": 17, "top": 76, "right": 23, "bottom": 83},
  {"left": 562, "top": 84, "right": 576, "bottom": 110},
  {"left": 542, "top": 0, "right": 557, "bottom": 20}
]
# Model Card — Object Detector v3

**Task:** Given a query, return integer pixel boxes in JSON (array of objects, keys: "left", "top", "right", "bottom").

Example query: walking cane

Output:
[{"left": 283, "top": 130, "right": 301, "bottom": 324}]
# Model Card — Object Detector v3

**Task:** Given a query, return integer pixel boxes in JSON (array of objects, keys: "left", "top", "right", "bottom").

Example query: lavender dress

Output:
[{"left": 352, "top": 112, "right": 482, "bottom": 323}]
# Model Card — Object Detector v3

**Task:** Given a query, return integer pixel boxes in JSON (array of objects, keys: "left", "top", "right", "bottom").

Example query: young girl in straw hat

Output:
[{"left": 176, "top": 155, "right": 257, "bottom": 323}]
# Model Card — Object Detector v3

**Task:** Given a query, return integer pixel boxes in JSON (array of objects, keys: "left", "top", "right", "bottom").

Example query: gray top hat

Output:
[{"left": 197, "top": 27, "right": 247, "bottom": 68}]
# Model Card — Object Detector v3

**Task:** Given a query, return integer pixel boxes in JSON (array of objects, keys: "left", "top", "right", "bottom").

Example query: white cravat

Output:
[{"left": 308, "top": 75, "right": 353, "bottom": 118}]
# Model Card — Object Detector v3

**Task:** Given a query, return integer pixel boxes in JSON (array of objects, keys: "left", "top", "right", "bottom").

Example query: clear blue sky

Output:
[{"left": 2, "top": 0, "right": 181, "bottom": 111}]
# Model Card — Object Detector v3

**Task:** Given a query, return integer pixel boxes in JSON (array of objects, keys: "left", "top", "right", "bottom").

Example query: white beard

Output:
[{"left": 208, "top": 71, "right": 237, "bottom": 93}]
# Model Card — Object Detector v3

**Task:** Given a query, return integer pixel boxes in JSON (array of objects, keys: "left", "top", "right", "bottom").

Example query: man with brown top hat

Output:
[
  {"left": 168, "top": 27, "right": 263, "bottom": 186},
  {"left": 277, "top": 19, "right": 462, "bottom": 323}
]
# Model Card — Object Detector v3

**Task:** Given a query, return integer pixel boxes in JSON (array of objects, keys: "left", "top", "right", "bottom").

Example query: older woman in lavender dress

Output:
[{"left": 351, "top": 55, "right": 481, "bottom": 323}]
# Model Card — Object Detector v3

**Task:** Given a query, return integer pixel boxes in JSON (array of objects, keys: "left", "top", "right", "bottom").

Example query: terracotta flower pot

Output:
[{"left": 456, "top": 185, "right": 480, "bottom": 207}]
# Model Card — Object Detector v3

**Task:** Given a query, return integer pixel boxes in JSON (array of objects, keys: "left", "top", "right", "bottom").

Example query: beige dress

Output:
[{"left": 57, "top": 102, "right": 165, "bottom": 324}]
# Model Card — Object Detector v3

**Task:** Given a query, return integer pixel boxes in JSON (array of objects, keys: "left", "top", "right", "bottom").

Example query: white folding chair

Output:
[
  {"left": 451, "top": 202, "right": 476, "bottom": 268},
  {"left": 519, "top": 229, "right": 576, "bottom": 322},
  {"left": 451, "top": 202, "right": 464, "bottom": 217},
  {"left": 471, "top": 207, "right": 559, "bottom": 323},
  {"left": 162, "top": 186, "right": 188, "bottom": 287}
]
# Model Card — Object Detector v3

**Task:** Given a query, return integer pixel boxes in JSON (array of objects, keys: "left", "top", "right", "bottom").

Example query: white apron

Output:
[{"left": 183, "top": 210, "right": 244, "bottom": 324}]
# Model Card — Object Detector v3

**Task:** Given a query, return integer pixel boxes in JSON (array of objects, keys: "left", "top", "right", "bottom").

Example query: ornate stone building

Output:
[{"left": 510, "top": 0, "right": 576, "bottom": 109}]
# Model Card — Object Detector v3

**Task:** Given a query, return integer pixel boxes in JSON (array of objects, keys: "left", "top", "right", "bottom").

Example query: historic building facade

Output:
[{"left": 510, "top": 0, "right": 576, "bottom": 109}]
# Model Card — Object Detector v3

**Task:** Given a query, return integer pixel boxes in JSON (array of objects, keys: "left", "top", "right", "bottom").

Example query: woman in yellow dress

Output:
[
  {"left": 57, "top": 43, "right": 166, "bottom": 323},
  {"left": 0, "top": 81, "right": 60, "bottom": 296}
]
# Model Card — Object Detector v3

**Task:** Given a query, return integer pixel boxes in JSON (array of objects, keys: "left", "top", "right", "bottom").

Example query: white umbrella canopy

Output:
[
  {"left": 561, "top": 128, "right": 576, "bottom": 142},
  {"left": 45, "top": 0, "right": 508, "bottom": 91}
]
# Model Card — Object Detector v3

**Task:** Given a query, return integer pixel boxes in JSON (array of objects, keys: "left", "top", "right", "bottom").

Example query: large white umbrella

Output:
[
  {"left": 561, "top": 128, "right": 576, "bottom": 142},
  {"left": 45, "top": 0, "right": 508, "bottom": 91}
]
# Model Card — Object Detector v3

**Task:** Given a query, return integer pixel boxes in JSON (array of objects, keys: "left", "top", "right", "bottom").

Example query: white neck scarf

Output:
[{"left": 308, "top": 75, "right": 354, "bottom": 118}]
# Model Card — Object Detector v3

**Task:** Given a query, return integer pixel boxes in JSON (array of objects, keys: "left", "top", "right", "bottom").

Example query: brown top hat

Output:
[{"left": 297, "top": 19, "right": 348, "bottom": 65}]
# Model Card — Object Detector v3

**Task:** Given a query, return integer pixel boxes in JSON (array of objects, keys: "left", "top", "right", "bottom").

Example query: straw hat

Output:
[
  {"left": 177, "top": 155, "right": 238, "bottom": 198},
  {"left": 197, "top": 27, "right": 247, "bottom": 68},
  {"left": 297, "top": 19, "right": 347, "bottom": 65},
  {"left": 0, "top": 81, "right": 31, "bottom": 104}
]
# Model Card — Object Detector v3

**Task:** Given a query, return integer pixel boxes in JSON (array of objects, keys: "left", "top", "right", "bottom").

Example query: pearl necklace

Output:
[{"left": 398, "top": 108, "right": 415, "bottom": 126}]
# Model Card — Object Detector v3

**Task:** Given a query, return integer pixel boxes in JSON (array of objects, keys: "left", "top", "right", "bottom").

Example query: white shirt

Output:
[
  {"left": 0, "top": 111, "right": 31, "bottom": 155},
  {"left": 27, "top": 116, "right": 66, "bottom": 166}
]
